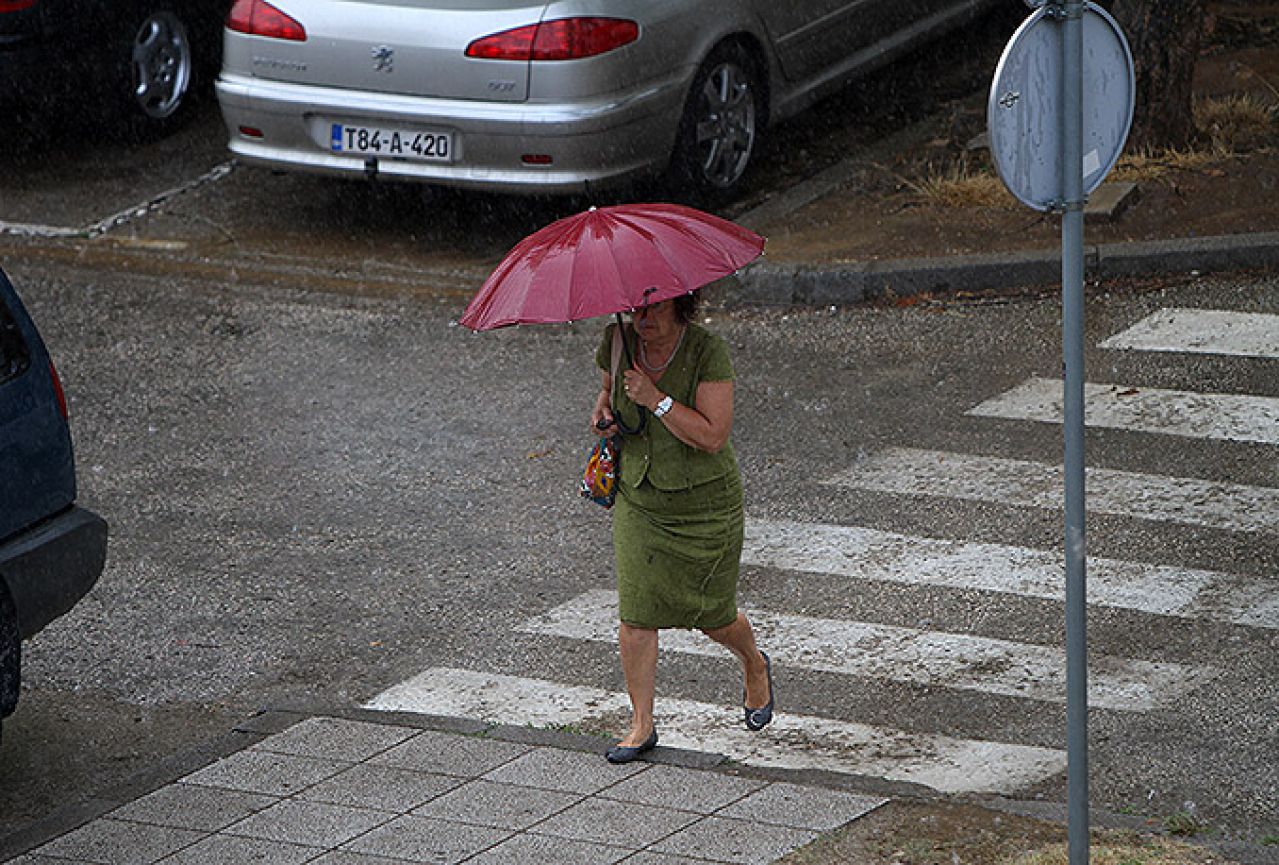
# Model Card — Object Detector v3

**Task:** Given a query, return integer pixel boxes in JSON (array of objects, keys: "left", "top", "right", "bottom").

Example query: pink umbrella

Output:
[{"left": 459, "top": 202, "right": 765, "bottom": 331}]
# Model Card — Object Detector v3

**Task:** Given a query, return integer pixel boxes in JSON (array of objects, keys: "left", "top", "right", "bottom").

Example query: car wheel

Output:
[
  {"left": 113, "top": 5, "right": 198, "bottom": 133},
  {"left": 671, "top": 43, "right": 764, "bottom": 202},
  {"left": 0, "top": 579, "right": 20, "bottom": 725}
]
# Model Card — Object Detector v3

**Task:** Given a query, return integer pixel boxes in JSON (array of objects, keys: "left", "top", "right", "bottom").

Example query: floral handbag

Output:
[
  {"left": 580, "top": 323, "right": 633, "bottom": 509},
  {"left": 580, "top": 434, "right": 621, "bottom": 508}
]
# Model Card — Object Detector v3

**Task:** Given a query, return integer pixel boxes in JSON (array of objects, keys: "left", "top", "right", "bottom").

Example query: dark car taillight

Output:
[
  {"left": 466, "top": 18, "right": 638, "bottom": 61},
  {"left": 49, "top": 360, "right": 67, "bottom": 420},
  {"left": 0, "top": 0, "right": 38, "bottom": 11},
  {"left": 227, "top": 0, "right": 306, "bottom": 41}
]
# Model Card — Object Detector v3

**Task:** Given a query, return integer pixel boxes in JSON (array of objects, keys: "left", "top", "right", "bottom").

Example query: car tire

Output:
[
  {"left": 0, "top": 578, "right": 20, "bottom": 725},
  {"left": 110, "top": 4, "right": 201, "bottom": 136},
  {"left": 669, "top": 42, "right": 765, "bottom": 203}
]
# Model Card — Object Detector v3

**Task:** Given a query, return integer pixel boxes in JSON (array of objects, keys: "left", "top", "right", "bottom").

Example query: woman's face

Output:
[{"left": 630, "top": 300, "right": 678, "bottom": 341}]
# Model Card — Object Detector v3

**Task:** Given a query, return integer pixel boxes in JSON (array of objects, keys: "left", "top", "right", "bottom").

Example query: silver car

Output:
[{"left": 216, "top": 0, "right": 996, "bottom": 198}]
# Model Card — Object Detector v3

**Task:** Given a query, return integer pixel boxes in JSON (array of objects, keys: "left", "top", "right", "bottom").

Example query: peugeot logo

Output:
[{"left": 371, "top": 45, "right": 394, "bottom": 73}]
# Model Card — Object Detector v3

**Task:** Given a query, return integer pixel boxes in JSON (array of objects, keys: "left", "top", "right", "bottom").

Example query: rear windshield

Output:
[{"left": 0, "top": 300, "right": 31, "bottom": 386}]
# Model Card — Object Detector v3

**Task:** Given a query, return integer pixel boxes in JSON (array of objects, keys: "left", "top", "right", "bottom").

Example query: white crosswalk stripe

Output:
[
  {"left": 742, "top": 519, "right": 1279, "bottom": 629},
  {"left": 517, "top": 590, "right": 1215, "bottom": 712},
  {"left": 828, "top": 447, "right": 1279, "bottom": 534},
  {"left": 1099, "top": 308, "right": 1279, "bottom": 358},
  {"left": 363, "top": 667, "right": 1068, "bottom": 795},
  {"left": 967, "top": 376, "right": 1279, "bottom": 445}
]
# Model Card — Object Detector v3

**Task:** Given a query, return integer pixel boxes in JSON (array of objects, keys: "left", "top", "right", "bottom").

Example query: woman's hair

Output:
[{"left": 673, "top": 291, "right": 700, "bottom": 323}]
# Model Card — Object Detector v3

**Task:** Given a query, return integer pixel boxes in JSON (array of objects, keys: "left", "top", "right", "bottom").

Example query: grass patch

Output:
[
  {"left": 1011, "top": 835, "right": 1221, "bottom": 865},
  {"left": 1195, "top": 92, "right": 1277, "bottom": 149},
  {"left": 903, "top": 158, "right": 1016, "bottom": 208}
]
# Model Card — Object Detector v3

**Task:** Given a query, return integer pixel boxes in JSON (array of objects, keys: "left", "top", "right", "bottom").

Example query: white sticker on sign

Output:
[{"left": 1083, "top": 148, "right": 1102, "bottom": 178}]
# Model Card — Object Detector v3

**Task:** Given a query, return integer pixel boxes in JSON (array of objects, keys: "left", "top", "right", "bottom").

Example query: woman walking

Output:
[{"left": 590, "top": 292, "right": 773, "bottom": 764}]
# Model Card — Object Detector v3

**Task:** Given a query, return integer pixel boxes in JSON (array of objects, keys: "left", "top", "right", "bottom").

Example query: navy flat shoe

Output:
[
  {"left": 744, "top": 651, "right": 774, "bottom": 731},
  {"left": 605, "top": 729, "right": 658, "bottom": 764}
]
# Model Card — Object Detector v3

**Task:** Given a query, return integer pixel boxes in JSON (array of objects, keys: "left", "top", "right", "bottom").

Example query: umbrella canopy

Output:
[{"left": 459, "top": 202, "right": 764, "bottom": 331}]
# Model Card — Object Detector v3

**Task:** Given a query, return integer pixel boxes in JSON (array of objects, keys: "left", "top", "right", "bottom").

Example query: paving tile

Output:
[
  {"left": 182, "top": 749, "right": 351, "bottom": 796},
  {"left": 107, "top": 782, "right": 280, "bottom": 831},
  {"left": 621, "top": 854, "right": 721, "bottom": 865},
  {"left": 529, "top": 798, "right": 698, "bottom": 850},
  {"left": 155, "top": 834, "right": 322, "bottom": 864},
  {"left": 715, "top": 783, "right": 886, "bottom": 832},
  {"left": 253, "top": 718, "right": 419, "bottom": 762},
  {"left": 411, "top": 779, "right": 582, "bottom": 830},
  {"left": 29, "top": 818, "right": 206, "bottom": 864},
  {"left": 341, "top": 814, "right": 511, "bottom": 863},
  {"left": 369, "top": 730, "right": 531, "bottom": 778},
  {"left": 480, "top": 746, "right": 647, "bottom": 794},
  {"left": 307, "top": 853, "right": 422, "bottom": 865},
  {"left": 598, "top": 765, "right": 765, "bottom": 814},
  {"left": 466, "top": 833, "right": 632, "bottom": 865},
  {"left": 298, "top": 763, "right": 463, "bottom": 812},
  {"left": 222, "top": 799, "right": 393, "bottom": 848},
  {"left": 649, "top": 816, "right": 817, "bottom": 865}
]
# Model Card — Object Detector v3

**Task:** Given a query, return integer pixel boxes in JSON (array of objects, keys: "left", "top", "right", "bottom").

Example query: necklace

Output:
[{"left": 640, "top": 325, "right": 686, "bottom": 373}]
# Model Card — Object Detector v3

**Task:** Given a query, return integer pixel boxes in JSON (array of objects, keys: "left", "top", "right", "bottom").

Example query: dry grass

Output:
[
  {"left": 903, "top": 159, "right": 1017, "bottom": 209},
  {"left": 905, "top": 93, "right": 1276, "bottom": 207},
  {"left": 1010, "top": 835, "right": 1223, "bottom": 865}
]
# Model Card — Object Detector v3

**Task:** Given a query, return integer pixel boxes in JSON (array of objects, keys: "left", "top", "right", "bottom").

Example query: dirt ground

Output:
[
  {"left": 767, "top": 5, "right": 1278, "bottom": 865},
  {"left": 755, "top": 2, "right": 1279, "bottom": 268}
]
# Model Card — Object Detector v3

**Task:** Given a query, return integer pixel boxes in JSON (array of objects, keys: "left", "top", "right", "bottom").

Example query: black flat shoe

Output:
[
  {"left": 744, "top": 651, "right": 774, "bottom": 732},
  {"left": 605, "top": 729, "right": 658, "bottom": 764}
]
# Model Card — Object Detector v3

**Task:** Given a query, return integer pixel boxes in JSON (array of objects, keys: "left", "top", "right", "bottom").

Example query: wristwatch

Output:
[{"left": 653, "top": 395, "right": 674, "bottom": 417}]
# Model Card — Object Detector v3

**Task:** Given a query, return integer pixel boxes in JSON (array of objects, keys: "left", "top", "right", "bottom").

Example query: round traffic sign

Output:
[{"left": 987, "top": 2, "right": 1135, "bottom": 212}]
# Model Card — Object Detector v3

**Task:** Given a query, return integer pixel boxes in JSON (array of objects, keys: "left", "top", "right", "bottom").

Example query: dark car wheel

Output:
[
  {"left": 112, "top": 5, "right": 199, "bottom": 134},
  {"left": 670, "top": 43, "right": 764, "bottom": 203}
]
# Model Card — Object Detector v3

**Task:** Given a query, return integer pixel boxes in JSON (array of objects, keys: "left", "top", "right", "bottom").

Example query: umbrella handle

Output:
[{"left": 611, "top": 313, "right": 647, "bottom": 436}]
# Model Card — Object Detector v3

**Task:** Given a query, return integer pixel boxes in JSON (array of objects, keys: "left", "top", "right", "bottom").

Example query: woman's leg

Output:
[
  {"left": 702, "top": 613, "right": 770, "bottom": 709},
  {"left": 617, "top": 623, "right": 658, "bottom": 745}
]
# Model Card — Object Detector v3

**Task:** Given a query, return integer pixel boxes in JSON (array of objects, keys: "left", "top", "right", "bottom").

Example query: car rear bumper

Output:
[
  {"left": 0, "top": 506, "right": 107, "bottom": 641},
  {"left": 215, "top": 72, "right": 688, "bottom": 193}
]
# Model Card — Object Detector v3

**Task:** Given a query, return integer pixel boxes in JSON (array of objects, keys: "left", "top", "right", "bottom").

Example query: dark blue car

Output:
[{"left": 0, "top": 267, "right": 107, "bottom": 740}]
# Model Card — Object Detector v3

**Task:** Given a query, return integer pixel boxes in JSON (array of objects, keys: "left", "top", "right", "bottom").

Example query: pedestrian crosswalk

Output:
[
  {"left": 367, "top": 305, "right": 1277, "bottom": 797},
  {"left": 967, "top": 376, "right": 1279, "bottom": 445},
  {"left": 1099, "top": 308, "right": 1279, "bottom": 358},
  {"left": 365, "top": 668, "right": 1069, "bottom": 795},
  {"left": 827, "top": 447, "right": 1279, "bottom": 534}
]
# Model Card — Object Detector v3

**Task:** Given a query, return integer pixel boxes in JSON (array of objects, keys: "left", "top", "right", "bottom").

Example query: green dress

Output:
[{"left": 595, "top": 323, "right": 744, "bottom": 630}]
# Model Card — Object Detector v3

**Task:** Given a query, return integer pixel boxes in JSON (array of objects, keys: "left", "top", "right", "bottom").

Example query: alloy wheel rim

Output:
[
  {"left": 694, "top": 61, "right": 757, "bottom": 189},
  {"left": 131, "top": 12, "right": 192, "bottom": 119}
]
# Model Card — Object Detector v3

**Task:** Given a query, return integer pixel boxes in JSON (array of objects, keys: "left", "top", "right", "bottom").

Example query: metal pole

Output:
[{"left": 1059, "top": 2, "right": 1089, "bottom": 864}]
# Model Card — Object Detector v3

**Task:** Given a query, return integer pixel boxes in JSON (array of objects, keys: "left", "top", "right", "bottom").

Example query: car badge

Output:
[{"left": 371, "top": 45, "right": 394, "bottom": 73}]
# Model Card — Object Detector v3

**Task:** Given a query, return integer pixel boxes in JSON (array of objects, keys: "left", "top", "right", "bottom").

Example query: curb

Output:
[{"left": 733, "top": 231, "right": 1279, "bottom": 306}]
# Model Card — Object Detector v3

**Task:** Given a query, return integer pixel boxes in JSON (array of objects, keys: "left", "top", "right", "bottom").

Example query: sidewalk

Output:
[{"left": 0, "top": 710, "right": 888, "bottom": 865}]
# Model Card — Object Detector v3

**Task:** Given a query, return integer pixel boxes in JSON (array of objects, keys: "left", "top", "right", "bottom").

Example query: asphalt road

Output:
[{"left": 0, "top": 255, "right": 1274, "bottom": 846}]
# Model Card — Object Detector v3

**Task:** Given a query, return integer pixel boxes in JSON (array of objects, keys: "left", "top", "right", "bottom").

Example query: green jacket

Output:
[{"left": 596, "top": 322, "right": 738, "bottom": 491}]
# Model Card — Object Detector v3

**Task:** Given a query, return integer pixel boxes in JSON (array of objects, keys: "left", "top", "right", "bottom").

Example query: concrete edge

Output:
[{"left": 733, "top": 232, "right": 1279, "bottom": 307}]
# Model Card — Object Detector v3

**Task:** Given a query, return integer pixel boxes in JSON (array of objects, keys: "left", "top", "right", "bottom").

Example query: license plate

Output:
[{"left": 330, "top": 123, "right": 452, "bottom": 162}]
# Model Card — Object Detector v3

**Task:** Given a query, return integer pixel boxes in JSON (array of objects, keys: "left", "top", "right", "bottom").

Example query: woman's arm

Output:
[{"left": 623, "top": 368, "right": 733, "bottom": 453}]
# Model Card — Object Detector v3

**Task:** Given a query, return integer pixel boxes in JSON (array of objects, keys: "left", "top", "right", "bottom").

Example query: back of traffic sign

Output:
[{"left": 988, "top": 2, "right": 1135, "bottom": 211}]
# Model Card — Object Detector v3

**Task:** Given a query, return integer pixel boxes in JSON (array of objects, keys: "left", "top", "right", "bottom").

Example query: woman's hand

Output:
[
  {"left": 591, "top": 381, "right": 616, "bottom": 436},
  {"left": 622, "top": 369, "right": 661, "bottom": 411}
]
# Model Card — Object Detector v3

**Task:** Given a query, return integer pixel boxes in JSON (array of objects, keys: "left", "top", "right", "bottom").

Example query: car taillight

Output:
[
  {"left": 49, "top": 360, "right": 68, "bottom": 420},
  {"left": 227, "top": 0, "right": 306, "bottom": 41},
  {"left": 0, "top": 0, "right": 38, "bottom": 12},
  {"left": 466, "top": 17, "right": 638, "bottom": 61}
]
